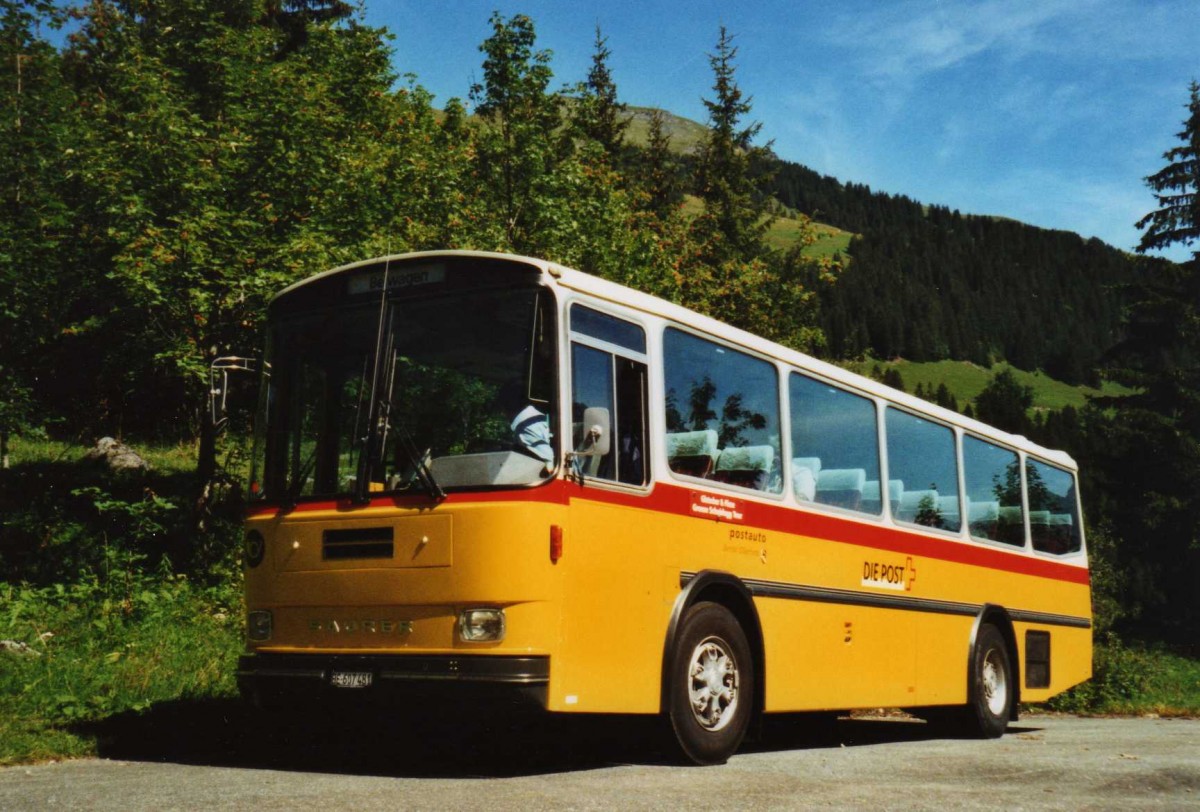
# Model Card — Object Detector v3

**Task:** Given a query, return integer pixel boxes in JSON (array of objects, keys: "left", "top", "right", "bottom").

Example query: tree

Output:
[
  {"left": 638, "top": 108, "right": 682, "bottom": 220},
  {"left": 570, "top": 26, "right": 627, "bottom": 159},
  {"left": 973, "top": 368, "right": 1033, "bottom": 435},
  {"left": 1097, "top": 80, "right": 1200, "bottom": 636},
  {"left": 58, "top": 0, "right": 417, "bottom": 511},
  {"left": 1136, "top": 81, "right": 1200, "bottom": 258},
  {"left": 676, "top": 27, "right": 825, "bottom": 352},
  {"left": 469, "top": 12, "right": 563, "bottom": 252},
  {"left": 0, "top": 0, "right": 75, "bottom": 462},
  {"left": 691, "top": 26, "right": 771, "bottom": 265}
]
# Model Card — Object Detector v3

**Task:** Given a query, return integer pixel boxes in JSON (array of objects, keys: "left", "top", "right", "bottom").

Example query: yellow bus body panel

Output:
[{"left": 243, "top": 482, "right": 1091, "bottom": 715}]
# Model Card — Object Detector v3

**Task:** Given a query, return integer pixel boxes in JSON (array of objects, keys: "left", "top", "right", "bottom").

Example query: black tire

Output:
[
  {"left": 965, "top": 623, "right": 1013, "bottom": 738},
  {"left": 667, "top": 601, "right": 754, "bottom": 765}
]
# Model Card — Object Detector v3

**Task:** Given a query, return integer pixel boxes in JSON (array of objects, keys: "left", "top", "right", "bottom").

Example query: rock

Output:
[
  {"left": 85, "top": 436, "right": 151, "bottom": 473},
  {"left": 0, "top": 639, "right": 40, "bottom": 657}
]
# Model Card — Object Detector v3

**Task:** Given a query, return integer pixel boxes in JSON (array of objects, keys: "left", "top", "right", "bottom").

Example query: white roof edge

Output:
[
  {"left": 274, "top": 250, "right": 1079, "bottom": 471},
  {"left": 552, "top": 265, "right": 1079, "bottom": 472},
  {"left": 270, "top": 249, "right": 561, "bottom": 304}
]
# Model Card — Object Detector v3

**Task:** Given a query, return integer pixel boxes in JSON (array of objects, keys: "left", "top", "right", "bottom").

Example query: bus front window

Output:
[{"left": 259, "top": 286, "right": 557, "bottom": 500}]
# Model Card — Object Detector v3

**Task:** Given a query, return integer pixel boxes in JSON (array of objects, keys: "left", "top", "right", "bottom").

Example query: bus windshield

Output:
[{"left": 255, "top": 285, "right": 557, "bottom": 500}]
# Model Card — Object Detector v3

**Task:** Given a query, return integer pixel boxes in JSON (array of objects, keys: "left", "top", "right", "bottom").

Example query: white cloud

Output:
[{"left": 830, "top": 0, "right": 1096, "bottom": 85}]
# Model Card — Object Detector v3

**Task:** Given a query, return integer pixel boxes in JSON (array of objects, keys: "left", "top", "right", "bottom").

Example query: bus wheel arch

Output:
[
  {"left": 968, "top": 605, "right": 1020, "bottom": 729},
  {"left": 661, "top": 571, "right": 765, "bottom": 761}
]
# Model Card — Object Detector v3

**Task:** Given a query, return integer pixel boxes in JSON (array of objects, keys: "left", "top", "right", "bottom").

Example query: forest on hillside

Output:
[
  {"left": 768, "top": 161, "right": 1169, "bottom": 385},
  {"left": 1, "top": 1, "right": 1198, "bottom": 642}
]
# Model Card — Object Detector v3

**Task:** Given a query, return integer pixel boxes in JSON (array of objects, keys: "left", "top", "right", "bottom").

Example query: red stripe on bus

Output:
[{"left": 248, "top": 479, "right": 1089, "bottom": 586}]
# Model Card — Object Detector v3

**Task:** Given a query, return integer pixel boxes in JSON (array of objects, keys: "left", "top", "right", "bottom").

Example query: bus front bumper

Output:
[{"left": 237, "top": 652, "right": 550, "bottom": 709}]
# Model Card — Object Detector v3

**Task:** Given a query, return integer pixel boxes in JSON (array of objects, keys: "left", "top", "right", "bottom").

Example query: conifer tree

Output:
[
  {"left": 692, "top": 26, "right": 771, "bottom": 264},
  {"left": 639, "top": 109, "right": 681, "bottom": 220},
  {"left": 1136, "top": 81, "right": 1200, "bottom": 258},
  {"left": 1101, "top": 79, "right": 1200, "bottom": 633},
  {"left": 571, "top": 26, "right": 627, "bottom": 159},
  {"left": 973, "top": 369, "right": 1033, "bottom": 435}
]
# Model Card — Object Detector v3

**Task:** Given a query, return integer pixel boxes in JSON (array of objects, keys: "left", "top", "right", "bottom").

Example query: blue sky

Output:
[{"left": 364, "top": 0, "right": 1198, "bottom": 262}]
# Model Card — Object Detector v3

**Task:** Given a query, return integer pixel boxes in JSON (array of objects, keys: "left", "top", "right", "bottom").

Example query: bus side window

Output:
[
  {"left": 963, "top": 435, "right": 1024, "bottom": 545},
  {"left": 886, "top": 408, "right": 962, "bottom": 533},
  {"left": 789, "top": 372, "right": 880, "bottom": 514},
  {"left": 663, "top": 328, "right": 782, "bottom": 493},
  {"left": 569, "top": 305, "right": 649, "bottom": 486},
  {"left": 1026, "top": 459, "right": 1082, "bottom": 555}
]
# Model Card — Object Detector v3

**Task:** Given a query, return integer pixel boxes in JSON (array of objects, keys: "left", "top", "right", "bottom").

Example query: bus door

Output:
[{"left": 553, "top": 304, "right": 664, "bottom": 713}]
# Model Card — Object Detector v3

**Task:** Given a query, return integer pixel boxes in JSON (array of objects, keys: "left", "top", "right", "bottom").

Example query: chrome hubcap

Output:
[
  {"left": 688, "top": 636, "right": 739, "bottom": 731},
  {"left": 981, "top": 649, "right": 1008, "bottom": 716}
]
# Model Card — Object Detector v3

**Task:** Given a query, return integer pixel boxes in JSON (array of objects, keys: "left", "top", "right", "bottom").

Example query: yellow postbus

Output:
[{"left": 237, "top": 250, "right": 1091, "bottom": 764}]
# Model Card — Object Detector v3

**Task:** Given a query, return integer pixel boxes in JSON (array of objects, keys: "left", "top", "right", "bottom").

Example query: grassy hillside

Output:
[
  {"left": 846, "top": 358, "right": 1132, "bottom": 414},
  {"left": 624, "top": 106, "right": 711, "bottom": 154},
  {"left": 766, "top": 214, "right": 854, "bottom": 258},
  {"left": 679, "top": 195, "right": 855, "bottom": 259}
]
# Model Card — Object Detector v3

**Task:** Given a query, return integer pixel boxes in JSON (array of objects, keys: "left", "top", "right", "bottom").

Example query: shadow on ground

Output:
[{"left": 81, "top": 699, "right": 1043, "bottom": 778}]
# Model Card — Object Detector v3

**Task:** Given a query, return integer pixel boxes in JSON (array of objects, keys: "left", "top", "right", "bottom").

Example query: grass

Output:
[
  {"left": 679, "top": 194, "right": 855, "bottom": 260},
  {"left": 0, "top": 577, "right": 243, "bottom": 766},
  {"left": 624, "top": 106, "right": 711, "bottom": 154},
  {"left": 847, "top": 358, "right": 1133, "bottom": 414},
  {"left": 0, "top": 434, "right": 246, "bottom": 765}
]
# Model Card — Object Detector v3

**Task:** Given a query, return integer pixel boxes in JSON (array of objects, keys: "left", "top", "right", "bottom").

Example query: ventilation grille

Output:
[{"left": 323, "top": 527, "right": 394, "bottom": 560}]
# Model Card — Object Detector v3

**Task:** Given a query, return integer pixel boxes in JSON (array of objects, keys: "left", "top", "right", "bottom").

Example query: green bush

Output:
[{"left": 1049, "top": 634, "right": 1160, "bottom": 714}]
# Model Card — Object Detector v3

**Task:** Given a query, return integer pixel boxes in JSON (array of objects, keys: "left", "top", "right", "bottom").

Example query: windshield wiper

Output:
[
  {"left": 285, "top": 446, "right": 319, "bottom": 508},
  {"left": 393, "top": 417, "right": 445, "bottom": 501}
]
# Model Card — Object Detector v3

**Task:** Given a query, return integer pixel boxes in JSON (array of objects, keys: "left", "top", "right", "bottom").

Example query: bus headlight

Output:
[
  {"left": 244, "top": 530, "right": 266, "bottom": 568},
  {"left": 458, "top": 607, "right": 505, "bottom": 643},
  {"left": 247, "top": 610, "right": 272, "bottom": 642}
]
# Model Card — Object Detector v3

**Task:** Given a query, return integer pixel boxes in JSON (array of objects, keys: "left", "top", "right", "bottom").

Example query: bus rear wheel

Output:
[
  {"left": 667, "top": 602, "right": 754, "bottom": 765},
  {"left": 967, "top": 624, "right": 1013, "bottom": 738}
]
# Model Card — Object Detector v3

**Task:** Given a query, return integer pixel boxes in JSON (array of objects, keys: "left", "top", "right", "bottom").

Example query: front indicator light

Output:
[
  {"left": 247, "top": 610, "right": 273, "bottom": 642},
  {"left": 458, "top": 607, "right": 505, "bottom": 643}
]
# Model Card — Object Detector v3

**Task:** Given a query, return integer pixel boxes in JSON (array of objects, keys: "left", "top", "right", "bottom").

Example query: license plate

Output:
[{"left": 330, "top": 671, "right": 373, "bottom": 689}]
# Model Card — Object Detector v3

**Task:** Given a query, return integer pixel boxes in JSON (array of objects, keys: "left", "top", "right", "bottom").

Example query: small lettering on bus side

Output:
[{"left": 690, "top": 491, "right": 745, "bottom": 523}]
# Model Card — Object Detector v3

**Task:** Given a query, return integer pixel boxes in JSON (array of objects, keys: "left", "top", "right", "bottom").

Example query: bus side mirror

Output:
[
  {"left": 209, "top": 356, "right": 257, "bottom": 433},
  {"left": 574, "top": 407, "right": 611, "bottom": 457}
]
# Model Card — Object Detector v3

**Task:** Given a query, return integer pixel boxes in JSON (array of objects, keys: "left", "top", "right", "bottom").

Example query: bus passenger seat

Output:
[
  {"left": 793, "top": 466, "right": 817, "bottom": 501},
  {"left": 861, "top": 479, "right": 901, "bottom": 515},
  {"left": 1029, "top": 510, "right": 1052, "bottom": 551},
  {"left": 995, "top": 506, "right": 1024, "bottom": 545},
  {"left": 713, "top": 445, "right": 775, "bottom": 490},
  {"left": 1048, "top": 514, "right": 1074, "bottom": 553},
  {"left": 968, "top": 500, "right": 1000, "bottom": 538},
  {"left": 937, "top": 496, "right": 962, "bottom": 530},
  {"left": 666, "top": 430, "right": 720, "bottom": 479},
  {"left": 896, "top": 489, "right": 939, "bottom": 524},
  {"left": 862, "top": 480, "right": 882, "bottom": 513},
  {"left": 816, "top": 468, "right": 866, "bottom": 510},
  {"left": 792, "top": 457, "right": 822, "bottom": 477},
  {"left": 791, "top": 457, "right": 821, "bottom": 500}
]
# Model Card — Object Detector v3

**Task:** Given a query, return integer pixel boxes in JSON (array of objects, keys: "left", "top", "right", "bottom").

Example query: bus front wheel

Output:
[{"left": 667, "top": 601, "right": 754, "bottom": 765}]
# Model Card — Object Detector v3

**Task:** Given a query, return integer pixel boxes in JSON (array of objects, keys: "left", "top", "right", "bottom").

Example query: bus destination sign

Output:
[{"left": 348, "top": 263, "right": 446, "bottom": 296}]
